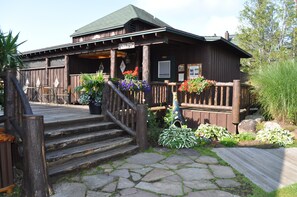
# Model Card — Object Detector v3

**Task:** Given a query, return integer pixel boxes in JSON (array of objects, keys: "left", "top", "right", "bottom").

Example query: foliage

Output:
[
  {"left": 236, "top": 0, "right": 296, "bottom": 72},
  {"left": 0, "top": 30, "right": 25, "bottom": 72},
  {"left": 158, "top": 125, "right": 197, "bottom": 149},
  {"left": 250, "top": 60, "right": 297, "bottom": 124},
  {"left": 118, "top": 67, "right": 150, "bottom": 92},
  {"left": 75, "top": 71, "right": 105, "bottom": 104},
  {"left": 220, "top": 137, "right": 238, "bottom": 147},
  {"left": 195, "top": 123, "right": 232, "bottom": 141},
  {"left": 163, "top": 108, "right": 177, "bottom": 127},
  {"left": 147, "top": 110, "right": 162, "bottom": 145},
  {"left": 236, "top": 132, "right": 256, "bottom": 141},
  {"left": 178, "top": 76, "right": 215, "bottom": 94},
  {"left": 256, "top": 127, "right": 294, "bottom": 147}
]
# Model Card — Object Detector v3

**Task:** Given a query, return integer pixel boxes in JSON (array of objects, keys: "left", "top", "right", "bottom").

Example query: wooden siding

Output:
[
  {"left": 0, "top": 142, "right": 14, "bottom": 189},
  {"left": 206, "top": 42, "right": 241, "bottom": 82},
  {"left": 182, "top": 109, "right": 246, "bottom": 133},
  {"left": 72, "top": 28, "right": 126, "bottom": 43}
]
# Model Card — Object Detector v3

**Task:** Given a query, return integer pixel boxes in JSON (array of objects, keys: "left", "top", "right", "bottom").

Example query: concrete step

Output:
[
  {"left": 45, "top": 121, "right": 117, "bottom": 139},
  {"left": 46, "top": 137, "right": 134, "bottom": 166},
  {"left": 45, "top": 129, "right": 124, "bottom": 151},
  {"left": 48, "top": 144, "right": 138, "bottom": 176}
]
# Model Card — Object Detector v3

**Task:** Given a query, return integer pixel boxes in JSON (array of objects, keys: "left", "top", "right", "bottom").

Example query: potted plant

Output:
[{"left": 75, "top": 71, "right": 105, "bottom": 114}]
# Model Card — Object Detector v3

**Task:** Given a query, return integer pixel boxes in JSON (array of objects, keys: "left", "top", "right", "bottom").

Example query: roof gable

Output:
[{"left": 71, "top": 4, "right": 170, "bottom": 37}]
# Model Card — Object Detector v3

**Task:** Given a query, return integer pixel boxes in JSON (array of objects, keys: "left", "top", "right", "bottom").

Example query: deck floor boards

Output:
[
  {"left": 30, "top": 103, "right": 100, "bottom": 123},
  {"left": 214, "top": 147, "right": 297, "bottom": 192}
]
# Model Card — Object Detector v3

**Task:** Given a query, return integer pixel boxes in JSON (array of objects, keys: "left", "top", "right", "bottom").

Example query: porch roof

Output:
[
  {"left": 21, "top": 27, "right": 250, "bottom": 59},
  {"left": 21, "top": 27, "right": 203, "bottom": 57}
]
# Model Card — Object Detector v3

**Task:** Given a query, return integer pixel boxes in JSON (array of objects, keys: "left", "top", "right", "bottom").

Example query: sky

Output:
[{"left": 0, "top": 0, "right": 246, "bottom": 52}]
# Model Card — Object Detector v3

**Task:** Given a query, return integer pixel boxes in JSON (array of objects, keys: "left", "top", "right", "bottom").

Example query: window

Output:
[{"left": 158, "top": 60, "right": 171, "bottom": 78}]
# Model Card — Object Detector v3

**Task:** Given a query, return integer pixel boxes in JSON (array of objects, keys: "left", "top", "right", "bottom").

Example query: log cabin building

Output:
[{"left": 20, "top": 4, "right": 251, "bottom": 132}]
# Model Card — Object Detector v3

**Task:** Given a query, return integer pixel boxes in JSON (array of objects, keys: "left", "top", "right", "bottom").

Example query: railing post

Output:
[
  {"left": 232, "top": 80, "right": 241, "bottom": 133},
  {"left": 4, "top": 70, "right": 16, "bottom": 134},
  {"left": 136, "top": 104, "right": 148, "bottom": 150},
  {"left": 22, "top": 115, "right": 51, "bottom": 197}
]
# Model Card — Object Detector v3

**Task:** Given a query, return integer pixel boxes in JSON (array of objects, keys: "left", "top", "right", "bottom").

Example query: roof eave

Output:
[{"left": 205, "top": 36, "right": 252, "bottom": 58}]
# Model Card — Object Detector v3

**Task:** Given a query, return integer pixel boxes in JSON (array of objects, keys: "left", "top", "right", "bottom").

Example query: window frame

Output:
[{"left": 158, "top": 60, "right": 171, "bottom": 78}]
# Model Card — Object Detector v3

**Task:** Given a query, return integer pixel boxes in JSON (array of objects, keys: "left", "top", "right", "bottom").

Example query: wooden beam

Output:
[
  {"left": 232, "top": 80, "right": 241, "bottom": 129},
  {"left": 110, "top": 49, "right": 117, "bottom": 78},
  {"left": 64, "top": 55, "right": 69, "bottom": 92},
  {"left": 142, "top": 45, "right": 150, "bottom": 82},
  {"left": 45, "top": 58, "right": 49, "bottom": 85}
]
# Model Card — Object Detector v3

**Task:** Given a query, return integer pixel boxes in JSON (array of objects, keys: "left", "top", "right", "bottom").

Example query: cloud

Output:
[{"left": 134, "top": 0, "right": 244, "bottom": 36}]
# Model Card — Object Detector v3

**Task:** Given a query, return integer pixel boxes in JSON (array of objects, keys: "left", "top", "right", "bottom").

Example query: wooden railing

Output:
[
  {"left": 148, "top": 81, "right": 251, "bottom": 111},
  {"left": 104, "top": 81, "right": 148, "bottom": 149},
  {"left": 0, "top": 70, "right": 50, "bottom": 197}
]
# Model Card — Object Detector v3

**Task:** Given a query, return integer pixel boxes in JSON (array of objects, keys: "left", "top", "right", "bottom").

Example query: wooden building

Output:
[{"left": 20, "top": 4, "right": 251, "bottom": 132}]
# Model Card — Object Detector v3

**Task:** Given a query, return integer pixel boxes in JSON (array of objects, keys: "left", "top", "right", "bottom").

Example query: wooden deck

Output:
[
  {"left": 30, "top": 102, "right": 99, "bottom": 123},
  {"left": 213, "top": 147, "right": 297, "bottom": 192}
]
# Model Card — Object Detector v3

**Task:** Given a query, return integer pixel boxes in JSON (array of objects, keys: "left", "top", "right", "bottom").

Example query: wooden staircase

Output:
[{"left": 44, "top": 115, "right": 138, "bottom": 176}]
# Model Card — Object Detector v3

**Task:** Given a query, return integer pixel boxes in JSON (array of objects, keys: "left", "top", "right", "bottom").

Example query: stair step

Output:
[
  {"left": 46, "top": 137, "right": 134, "bottom": 165},
  {"left": 45, "top": 122, "right": 117, "bottom": 139},
  {"left": 45, "top": 129, "right": 124, "bottom": 151},
  {"left": 48, "top": 145, "right": 138, "bottom": 176},
  {"left": 45, "top": 115, "right": 105, "bottom": 129}
]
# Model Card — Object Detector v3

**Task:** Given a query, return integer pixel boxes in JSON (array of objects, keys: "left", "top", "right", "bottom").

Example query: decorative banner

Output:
[
  {"left": 54, "top": 78, "right": 60, "bottom": 88},
  {"left": 36, "top": 78, "right": 41, "bottom": 87},
  {"left": 120, "top": 60, "right": 126, "bottom": 73}
]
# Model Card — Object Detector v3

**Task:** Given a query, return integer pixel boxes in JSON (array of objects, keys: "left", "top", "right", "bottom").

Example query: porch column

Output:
[
  {"left": 45, "top": 58, "right": 49, "bottom": 85},
  {"left": 142, "top": 45, "right": 150, "bottom": 83},
  {"left": 110, "top": 49, "right": 117, "bottom": 78}
]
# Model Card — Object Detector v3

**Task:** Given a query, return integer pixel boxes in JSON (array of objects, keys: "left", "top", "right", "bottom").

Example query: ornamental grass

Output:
[{"left": 250, "top": 60, "right": 297, "bottom": 124}]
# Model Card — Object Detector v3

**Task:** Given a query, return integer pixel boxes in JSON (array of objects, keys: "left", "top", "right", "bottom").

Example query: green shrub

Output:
[
  {"left": 256, "top": 128, "right": 294, "bottom": 147},
  {"left": 158, "top": 125, "right": 197, "bottom": 149},
  {"left": 236, "top": 132, "right": 256, "bottom": 141},
  {"left": 220, "top": 137, "right": 238, "bottom": 147},
  {"left": 195, "top": 123, "right": 232, "bottom": 141},
  {"left": 163, "top": 108, "right": 177, "bottom": 127},
  {"left": 250, "top": 60, "right": 297, "bottom": 124}
]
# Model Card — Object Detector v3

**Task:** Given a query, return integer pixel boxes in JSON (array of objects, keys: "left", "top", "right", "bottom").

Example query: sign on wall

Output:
[
  {"left": 187, "top": 63, "right": 202, "bottom": 79},
  {"left": 118, "top": 42, "right": 135, "bottom": 50}
]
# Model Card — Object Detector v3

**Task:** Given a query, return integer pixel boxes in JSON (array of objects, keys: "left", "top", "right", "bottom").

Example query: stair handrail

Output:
[
  {"left": 0, "top": 69, "right": 51, "bottom": 196},
  {"left": 105, "top": 81, "right": 136, "bottom": 136},
  {"left": 105, "top": 80, "right": 148, "bottom": 149}
]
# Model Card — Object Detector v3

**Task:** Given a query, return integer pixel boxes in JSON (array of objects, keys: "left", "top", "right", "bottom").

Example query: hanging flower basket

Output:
[{"left": 178, "top": 76, "right": 216, "bottom": 95}]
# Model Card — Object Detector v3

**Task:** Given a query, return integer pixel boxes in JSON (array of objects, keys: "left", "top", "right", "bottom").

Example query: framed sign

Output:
[
  {"left": 178, "top": 64, "right": 185, "bottom": 72},
  {"left": 187, "top": 63, "right": 202, "bottom": 79}
]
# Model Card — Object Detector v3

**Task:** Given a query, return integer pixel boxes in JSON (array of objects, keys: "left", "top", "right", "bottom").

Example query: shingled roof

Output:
[{"left": 71, "top": 4, "right": 170, "bottom": 37}]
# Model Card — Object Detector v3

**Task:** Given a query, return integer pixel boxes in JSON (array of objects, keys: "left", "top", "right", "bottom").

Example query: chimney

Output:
[{"left": 225, "top": 31, "right": 229, "bottom": 41}]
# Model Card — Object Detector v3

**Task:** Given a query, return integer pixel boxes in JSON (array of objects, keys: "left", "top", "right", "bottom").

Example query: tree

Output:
[
  {"left": 0, "top": 30, "right": 25, "bottom": 72},
  {"left": 236, "top": 0, "right": 297, "bottom": 72}
]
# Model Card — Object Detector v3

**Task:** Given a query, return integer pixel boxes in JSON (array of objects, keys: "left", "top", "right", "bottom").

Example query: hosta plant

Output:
[
  {"left": 195, "top": 123, "right": 232, "bottom": 141},
  {"left": 158, "top": 125, "right": 197, "bottom": 149},
  {"left": 256, "top": 128, "right": 294, "bottom": 147}
]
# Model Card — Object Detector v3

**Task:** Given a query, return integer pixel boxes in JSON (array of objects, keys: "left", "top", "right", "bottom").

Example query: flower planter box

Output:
[{"left": 0, "top": 133, "right": 15, "bottom": 194}]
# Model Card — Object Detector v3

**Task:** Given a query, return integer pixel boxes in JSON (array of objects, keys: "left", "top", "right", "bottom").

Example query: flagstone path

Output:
[{"left": 51, "top": 148, "right": 242, "bottom": 197}]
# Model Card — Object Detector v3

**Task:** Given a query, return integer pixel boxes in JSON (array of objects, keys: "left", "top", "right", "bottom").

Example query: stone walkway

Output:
[{"left": 51, "top": 148, "right": 242, "bottom": 197}]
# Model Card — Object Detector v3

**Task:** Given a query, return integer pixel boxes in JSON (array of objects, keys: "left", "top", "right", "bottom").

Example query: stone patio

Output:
[{"left": 51, "top": 148, "right": 241, "bottom": 197}]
